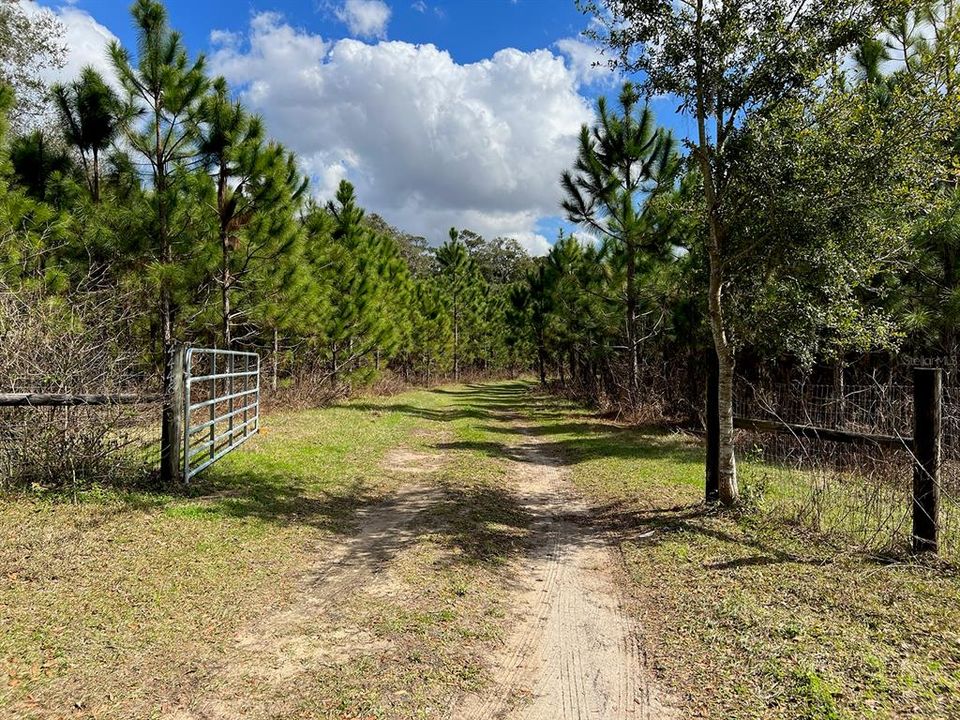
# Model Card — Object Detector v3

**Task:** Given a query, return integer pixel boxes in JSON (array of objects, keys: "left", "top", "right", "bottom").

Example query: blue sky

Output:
[
  {"left": 74, "top": 1, "right": 593, "bottom": 66},
  {"left": 36, "top": 0, "right": 690, "bottom": 253}
]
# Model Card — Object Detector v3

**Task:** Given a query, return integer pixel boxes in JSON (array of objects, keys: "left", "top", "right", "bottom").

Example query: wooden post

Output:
[
  {"left": 912, "top": 367, "right": 941, "bottom": 553},
  {"left": 706, "top": 347, "right": 720, "bottom": 503},
  {"left": 162, "top": 344, "right": 186, "bottom": 485}
]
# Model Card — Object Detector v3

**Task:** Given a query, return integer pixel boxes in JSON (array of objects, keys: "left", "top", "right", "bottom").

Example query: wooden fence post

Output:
[
  {"left": 706, "top": 348, "right": 720, "bottom": 503},
  {"left": 912, "top": 367, "right": 941, "bottom": 553},
  {"left": 161, "top": 344, "right": 186, "bottom": 485}
]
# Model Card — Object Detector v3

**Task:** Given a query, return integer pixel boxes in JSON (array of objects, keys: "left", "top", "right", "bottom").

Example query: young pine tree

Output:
[
  {"left": 561, "top": 82, "right": 677, "bottom": 404},
  {"left": 109, "top": 0, "right": 208, "bottom": 483},
  {"left": 51, "top": 67, "right": 128, "bottom": 203},
  {"left": 195, "top": 76, "right": 307, "bottom": 347}
]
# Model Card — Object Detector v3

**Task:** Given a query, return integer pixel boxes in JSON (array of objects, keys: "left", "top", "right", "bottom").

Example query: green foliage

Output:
[
  {"left": 51, "top": 67, "right": 128, "bottom": 202},
  {"left": 561, "top": 82, "right": 679, "bottom": 397},
  {"left": 9, "top": 129, "right": 75, "bottom": 203},
  {"left": 0, "top": 0, "right": 532, "bottom": 404}
]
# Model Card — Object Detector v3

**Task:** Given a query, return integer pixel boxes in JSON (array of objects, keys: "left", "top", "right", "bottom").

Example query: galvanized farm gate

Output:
[{"left": 182, "top": 347, "right": 260, "bottom": 481}]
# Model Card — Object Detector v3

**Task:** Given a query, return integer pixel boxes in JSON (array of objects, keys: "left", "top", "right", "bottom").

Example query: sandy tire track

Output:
[
  {"left": 166, "top": 482, "right": 444, "bottom": 720},
  {"left": 453, "top": 420, "right": 676, "bottom": 720}
]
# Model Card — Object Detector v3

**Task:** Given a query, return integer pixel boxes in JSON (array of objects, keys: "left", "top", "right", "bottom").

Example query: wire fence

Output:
[
  {"left": 0, "top": 284, "right": 161, "bottom": 492},
  {"left": 734, "top": 360, "right": 960, "bottom": 559}
]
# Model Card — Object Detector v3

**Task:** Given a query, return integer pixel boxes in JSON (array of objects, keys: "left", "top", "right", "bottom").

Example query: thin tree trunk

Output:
[
  {"left": 537, "top": 343, "right": 546, "bottom": 385},
  {"left": 92, "top": 147, "right": 100, "bottom": 204},
  {"left": 272, "top": 327, "right": 279, "bottom": 392},
  {"left": 833, "top": 360, "right": 846, "bottom": 428},
  {"left": 625, "top": 242, "right": 639, "bottom": 402},
  {"left": 453, "top": 299, "right": 460, "bottom": 382},
  {"left": 221, "top": 266, "right": 231, "bottom": 348},
  {"left": 219, "top": 166, "right": 232, "bottom": 349},
  {"left": 157, "top": 104, "right": 178, "bottom": 485},
  {"left": 692, "top": 3, "right": 738, "bottom": 505},
  {"left": 707, "top": 232, "right": 738, "bottom": 505},
  {"left": 331, "top": 344, "right": 339, "bottom": 386}
]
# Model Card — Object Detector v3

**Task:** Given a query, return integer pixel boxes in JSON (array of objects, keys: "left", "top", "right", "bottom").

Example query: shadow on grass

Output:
[
  {"left": 164, "top": 471, "right": 379, "bottom": 535},
  {"left": 415, "top": 483, "right": 535, "bottom": 566},
  {"left": 341, "top": 402, "right": 497, "bottom": 423},
  {"left": 434, "top": 431, "right": 704, "bottom": 468},
  {"left": 591, "top": 500, "right": 839, "bottom": 570},
  {"left": 56, "top": 380, "right": 826, "bottom": 577}
]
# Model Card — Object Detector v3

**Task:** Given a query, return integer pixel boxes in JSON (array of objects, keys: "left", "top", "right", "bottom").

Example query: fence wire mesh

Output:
[
  {"left": 0, "top": 284, "right": 161, "bottom": 492},
  {"left": 735, "top": 361, "right": 960, "bottom": 558}
]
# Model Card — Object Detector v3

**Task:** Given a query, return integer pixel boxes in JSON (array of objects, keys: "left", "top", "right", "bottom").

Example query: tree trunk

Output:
[
  {"left": 707, "top": 234, "right": 738, "bottom": 505},
  {"left": 272, "top": 327, "right": 279, "bottom": 392},
  {"left": 219, "top": 166, "right": 233, "bottom": 349},
  {"left": 160, "top": 291, "right": 178, "bottom": 484},
  {"left": 92, "top": 146, "right": 100, "bottom": 204},
  {"left": 331, "top": 344, "right": 339, "bottom": 386},
  {"left": 833, "top": 360, "right": 846, "bottom": 428},
  {"left": 625, "top": 242, "right": 639, "bottom": 403},
  {"left": 692, "top": 35, "right": 739, "bottom": 505},
  {"left": 453, "top": 299, "right": 460, "bottom": 382},
  {"left": 156, "top": 101, "right": 179, "bottom": 486},
  {"left": 221, "top": 264, "right": 231, "bottom": 348}
]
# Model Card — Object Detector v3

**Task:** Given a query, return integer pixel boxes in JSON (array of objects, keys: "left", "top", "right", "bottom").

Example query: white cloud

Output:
[
  {"left": 335, "top": 0, "right": 392, "bottom": 39},
  {"left": 55, "top": 6, "right": 119, "bottom": 84},
  {"left": 211, "top": 12, "right": 593, "bottom": 255},
  {"left": 555, "top": 37, "right": 616, "bottom": 86},
  {"left": 15, "top": 1, "right": 119, "bottom": 86},
  {"left": 506, "top": 232, "right": 553, "bottom": 256}
]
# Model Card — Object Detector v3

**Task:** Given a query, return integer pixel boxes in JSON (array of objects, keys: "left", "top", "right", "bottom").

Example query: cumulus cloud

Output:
[
  {"left": 210, "top": 13, "right": 593, "bottom": 254},
  {"left": 54, "top": 6, "right": 118, "bottom": 84},
  {"left": 14, "top": 1, "right": 119, "bottom": 86},
  {"left": 335, "top": 0, "right": 392, "bottom": 39},
  {"left": 555, "top": 37, "right": 616, "bottom": 87},
  {"left": 506, "top": 232, "right": 553, "bottom": 256}
]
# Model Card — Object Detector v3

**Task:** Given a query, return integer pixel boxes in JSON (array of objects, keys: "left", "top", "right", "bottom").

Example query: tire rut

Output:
[
  {"left": 167, "top": 483, "right": 444, "bottom": 720},
  {"left": 453, "top": 420, "right": 676, "bottom": 720}
]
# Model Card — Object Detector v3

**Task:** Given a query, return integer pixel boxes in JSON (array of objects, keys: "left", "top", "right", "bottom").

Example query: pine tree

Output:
[
  {"left": 561, "top": 82, "right": 677, "bottom": 403},
  {"left": 195, "top": 76, "right": 307, "bottom": 347},
  {"left": 436, "top": 228, "right": 475, "bottom": 381},
  {"left": 109, "top": 0, "right": 208, "bottom": 483},
  {"left": 51, "top": 67, "right": 127, "bottom": 203}
]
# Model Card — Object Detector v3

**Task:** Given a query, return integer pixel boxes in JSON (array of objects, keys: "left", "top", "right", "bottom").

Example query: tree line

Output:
[
  {"left": 508, "top": 0, "right": 960, "bottom": 505},
  {"left": 0, "top": 0, "right": 536, "bottom": 481},
  {"left": 5, "top": 0, "right": 960, "bottom": 505}
]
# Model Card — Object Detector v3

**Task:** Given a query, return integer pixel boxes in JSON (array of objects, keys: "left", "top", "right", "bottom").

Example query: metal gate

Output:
[{"left": 182, "top": 347, "right": 260, "bottom": 481}]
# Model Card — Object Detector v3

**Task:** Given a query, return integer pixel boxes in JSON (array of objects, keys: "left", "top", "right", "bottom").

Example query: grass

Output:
[
  {"left": 0, "top": 385, "right": 530, "bottom": 719},
  {"left": 3, "top": 379, "right": 959, "bottom": 719},
  {"left": 512, "top": 388, "right": 960, "bottom": 719}
]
